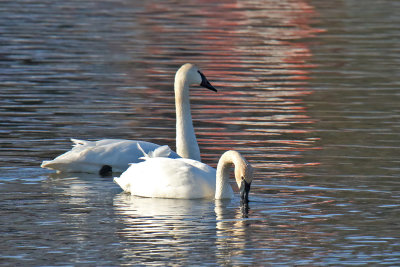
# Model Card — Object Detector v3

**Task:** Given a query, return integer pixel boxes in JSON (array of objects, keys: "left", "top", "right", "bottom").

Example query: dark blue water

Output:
[{"left": 1, "top": 0, "right": 399, "bottom": 265}]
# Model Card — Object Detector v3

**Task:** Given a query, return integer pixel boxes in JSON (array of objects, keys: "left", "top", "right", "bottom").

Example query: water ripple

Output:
[{"left": 1, "top": 0, "right": 399, "bottom": 265}]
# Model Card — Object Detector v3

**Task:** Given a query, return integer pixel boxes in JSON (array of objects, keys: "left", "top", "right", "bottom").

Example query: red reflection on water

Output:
[{"left": 119, "top": 0, "right": 323, "bottom": 178}]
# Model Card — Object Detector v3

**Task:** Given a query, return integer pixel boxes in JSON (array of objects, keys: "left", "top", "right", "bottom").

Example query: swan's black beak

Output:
[
  {"left": 198, "top": 71, "right": 217, "bottom": 92},
  {"left": 240, "top": 180, "right": 251, "bottom": 204}
]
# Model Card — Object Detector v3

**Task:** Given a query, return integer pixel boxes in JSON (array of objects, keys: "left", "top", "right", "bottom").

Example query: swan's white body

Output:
[
  {"left": 41, "top": 64, "right": 217, "bottom": 174},
  {"left": 114, "top": 150, "right": 253, "bottom": 200},
  {"left": 41, "top": 139, "right": 179, "bottom": 173}
]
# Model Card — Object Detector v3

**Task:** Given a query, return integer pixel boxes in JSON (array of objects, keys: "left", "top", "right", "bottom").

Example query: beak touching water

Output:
[
  {"left": 198, "top": 71, "right": 217, "bottom": 92},
  {"left": 240, "top": 179, "right": 251, "bottom": 204}
]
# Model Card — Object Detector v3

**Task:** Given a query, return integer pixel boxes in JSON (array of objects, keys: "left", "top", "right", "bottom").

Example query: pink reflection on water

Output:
[{"left": 117, "top": 0, "right": 323, "bottom": 178}]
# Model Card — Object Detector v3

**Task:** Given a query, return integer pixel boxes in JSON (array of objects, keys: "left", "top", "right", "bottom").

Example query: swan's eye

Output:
[{"left": 241, "top": 176, "right": 244, "bottom": 181}]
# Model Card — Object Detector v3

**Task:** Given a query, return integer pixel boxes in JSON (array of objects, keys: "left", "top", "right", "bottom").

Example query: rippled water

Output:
[{"left": 1, "top": 0, "right": 399, "bottom": 265}]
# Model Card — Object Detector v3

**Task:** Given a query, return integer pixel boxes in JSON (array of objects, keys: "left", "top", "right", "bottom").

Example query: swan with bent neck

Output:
[
  {"left": 41, "top": 63, "right": 217, "bottom": 174},
  {"left": 114, "top": 150, "right": 254, "bottom": 202}
]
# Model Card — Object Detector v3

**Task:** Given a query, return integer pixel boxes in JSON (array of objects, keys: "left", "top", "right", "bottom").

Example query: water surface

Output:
[{"left": 0, "top": 0, "right": 399, "bottom": 265}]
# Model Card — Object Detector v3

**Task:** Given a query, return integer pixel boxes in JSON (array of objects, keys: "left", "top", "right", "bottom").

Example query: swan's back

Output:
[
  {"left": 41, "top": 139, "right": 180, "bottom": 174},
  {"left": 114, "top": 157, "right": 217, "bottom": 199}
]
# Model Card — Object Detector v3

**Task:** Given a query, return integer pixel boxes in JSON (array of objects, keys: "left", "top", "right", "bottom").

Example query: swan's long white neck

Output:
[
  {"left": 175, "top": 74, "right": 201, "bottom": 162},
  {"left": 215, "top": 151, "right": 247, "bottom": 199}
]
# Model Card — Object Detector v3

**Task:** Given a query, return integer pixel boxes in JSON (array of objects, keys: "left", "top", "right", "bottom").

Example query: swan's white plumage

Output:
[
  {"left": 114, "top": 157, "right": 225, "bottom": 199},
  {"left": 41, "top": 63, "right": 217, "bottom": 174},
  {"left": 41, "top": 139, "right": 179, "bottom": 173},
  {"left": 114, "top": 150, "right": 253, "bottom": 200},
  {"left": 137, "top": 143, "right": 172, "bottom": 159}
]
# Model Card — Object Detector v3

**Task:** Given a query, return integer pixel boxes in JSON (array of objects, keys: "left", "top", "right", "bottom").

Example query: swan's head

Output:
[
  {"left": 176, "top": 63, "right": 217, "bottom": 92},
  {"left": 235, "top": 159, "right": 254, "bottom": 204},
  {"left": 220, "top": 150, "right": 254, "bottom": 203}
]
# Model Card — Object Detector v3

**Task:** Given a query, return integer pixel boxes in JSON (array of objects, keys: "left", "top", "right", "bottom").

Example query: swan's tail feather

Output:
[
  {"left": 137, "top": 143, "right": 149, "bottom": 158},
  {"left": 41, "top": 160, "right": 51, "bottom": 168},
  {"left": 152, "top": 145, "right": 172, "bottom": 158},
  {"left": 71, "top": 138, "right": 92, "bottom": 147},
  {"left": 114, "top": 176, "right": 130, "bottom": 192},
  {"left": 41, "top": 160, "right": 62, "bottom": 173},
  {"left": 137, "top": 143, "right": 172, "bottom": 159}
]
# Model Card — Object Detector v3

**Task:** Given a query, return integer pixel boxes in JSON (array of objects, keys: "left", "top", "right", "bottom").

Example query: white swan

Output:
[
  {"left": 41, "top": 63, "right": 217, "bottom": 175},
  {"left": 114, "top": 150, "right": 254, "bottom": 202}
]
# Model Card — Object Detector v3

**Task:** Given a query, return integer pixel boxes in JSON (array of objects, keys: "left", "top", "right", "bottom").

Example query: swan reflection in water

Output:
[
  {"left": 214, "top": 200, "right": 253, "bottom": 265},
  {"left": 113, "top": 194, "right": 251, "bottom": 264}
]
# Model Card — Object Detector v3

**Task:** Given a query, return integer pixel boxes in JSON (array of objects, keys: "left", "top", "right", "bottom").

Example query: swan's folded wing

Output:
[
  {"left": 138, "top": 144, "right": 172, "bottom": 159},
  {"left": 116, "top": 157, "right": 216, "bottom": 199},
  {"left": 151, "top": 145, "right": 172, "bottom": 158}
]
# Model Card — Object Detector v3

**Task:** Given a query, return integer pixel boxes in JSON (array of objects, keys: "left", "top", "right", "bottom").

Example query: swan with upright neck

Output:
[
  {"left": 41, "top": 63, "right": 217, "bottom": 174},
  {"left": 114, "top": 150, "right": 254, "bottom": 202}
]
